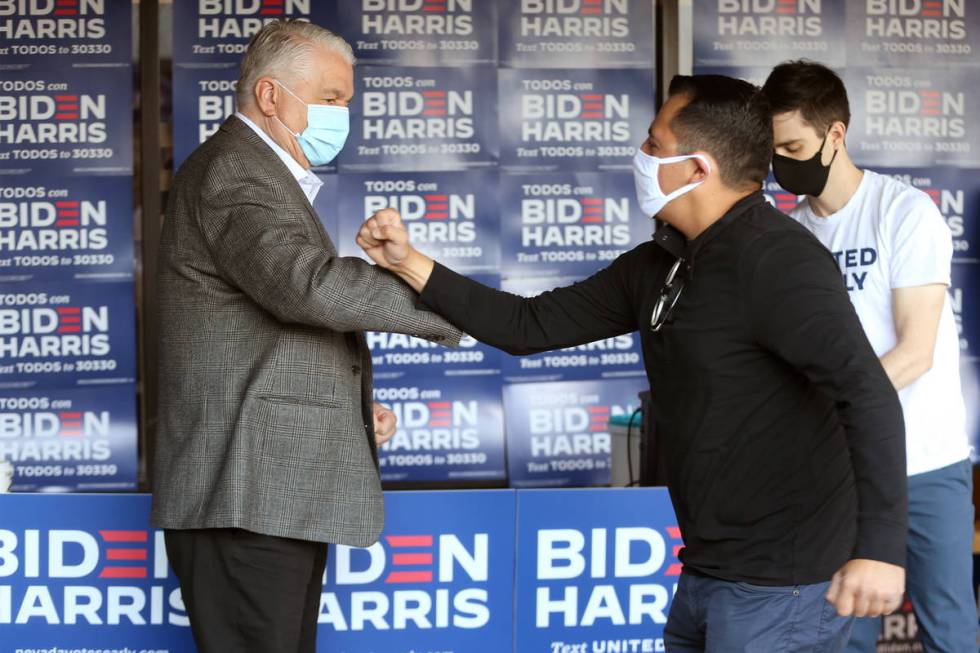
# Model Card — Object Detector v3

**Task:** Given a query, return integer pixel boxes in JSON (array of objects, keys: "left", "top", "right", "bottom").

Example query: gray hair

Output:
[{"left": 236, "top": 20, "right": 355, "bottom": 108}]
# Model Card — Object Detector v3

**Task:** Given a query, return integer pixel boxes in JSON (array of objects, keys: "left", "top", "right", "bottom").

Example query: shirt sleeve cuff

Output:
[{"left": 853, "top": 518, "right": 908, "bottom": 568}]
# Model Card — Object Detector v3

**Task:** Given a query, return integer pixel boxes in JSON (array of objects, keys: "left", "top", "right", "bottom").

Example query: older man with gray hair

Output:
[{"left": 151, "top": 19, "right": 461, "bottom": 652}]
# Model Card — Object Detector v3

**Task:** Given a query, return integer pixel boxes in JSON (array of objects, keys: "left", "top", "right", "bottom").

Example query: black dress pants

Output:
[{"left": 165, "top": 528, "right": 328, "bottom": 653}]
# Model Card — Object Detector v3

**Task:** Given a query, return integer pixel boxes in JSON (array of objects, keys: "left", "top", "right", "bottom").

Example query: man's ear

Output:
[
  {"left": 828, "top": 120, "right": 848, "bottom": 151},
  {"left": 690, "top": 152, "right": 714, "bottom": 182},
  {"left": 254, "top": 77, "right": 279, "bottom": 117}
]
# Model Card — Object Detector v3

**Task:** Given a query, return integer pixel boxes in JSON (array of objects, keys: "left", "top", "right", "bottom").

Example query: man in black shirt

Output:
[{"left": 357, "top": 75, "right": 907, "bottom": 652}]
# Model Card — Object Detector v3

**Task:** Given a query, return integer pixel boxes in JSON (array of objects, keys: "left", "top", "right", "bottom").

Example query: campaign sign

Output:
[
  {"left": 339, "top": 65, "right": 498, "bottom": 171},
  {"left": 500, "top": 171, "right": 650, "bottom": 278},
  {"left": 0, "top": 385, "right": 137, "bottom": 491},
  {"left": 0, "top": 281, "right": 137, "bottom": 390},
  {"left": 692, "top": 0, "right": 846, "bottom": 68},
  {"left": 878, "top": 167, "right": 978, "bottom": 262},
  {"left": 951, "top": 261, "right": 977, "bottom": 360},
  {"left": 321, "top": 490, "right": 516, "bottom": 652},
  {"left": 499, "top": 0, "right": 654, "bottom": 68},
  {"left": 500, "top": 276, "right": 645, "bottom": 383},
  {"left": 0, "top": 495, "right": 195, "bottom": 651},
  {"left": 846, "top": 66, "right": 980, "bottom": 168},
  {"left": 690, "top": 64, "right": 774, "bottom": 89},
  {"left": 498, "top": 68, "right": 654, "bottom": 172},
  {"left": 332, "top": 0, "right": 497, "bottom": 66},
  {"left": 763, "top": 173, "right": 803, "bottom": 215},
  {"left": 172, "top": 0, "right": 332, "bottom": 65},
  {"left": 846, "top": 0, "right": 980, "bottom": 67},
  {"left": 0, "top": 67, "right": 132, "bottom": 175},
  {"left": 373, "top": 375, "right": 505, "bottom": 483},
  {"left": 0, "top": 176, "right": 134, "bottom": 282},
  {"left": 171, "top": 64, "right": 238, "bottom": 170},
  {"left": 513, "top": 488, "right": 680, "bottom": 653},
  {"left": 504, "top": 378, "right": 646, "bottom": 487},
  {"left": 335, "top": 170, "right": 500, "bottom": 273},
  {"left": 0, "top": 0, "right": 131, "bottom": 67}
]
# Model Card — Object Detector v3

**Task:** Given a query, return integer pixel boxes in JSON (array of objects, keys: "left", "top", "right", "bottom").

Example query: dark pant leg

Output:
[
  {"left": 165, "top": 528, "right": 327, "bottom": 653},
  {"left": 297, "top": 540, "right": 329, "bottom": 653},
  {"left": 665, "top": 573, "right": 707, "bottom": 652}
]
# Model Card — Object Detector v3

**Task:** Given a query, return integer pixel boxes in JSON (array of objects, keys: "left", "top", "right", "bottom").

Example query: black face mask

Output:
[{"left": 772, "top": 132, "right": 838, "bottom": 197}]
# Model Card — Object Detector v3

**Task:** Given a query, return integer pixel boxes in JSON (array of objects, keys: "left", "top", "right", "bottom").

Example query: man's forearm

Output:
[
  {"left": 391, "top": 248, "right": 436, "bottom": 293},
  {"left": 880, "top": 343, "right": 932, "bottom": 391}
]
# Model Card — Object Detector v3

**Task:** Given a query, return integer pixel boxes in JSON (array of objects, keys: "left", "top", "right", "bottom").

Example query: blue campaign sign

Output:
[
  {"left": 0, "top": 67, "right": 132, "bottom": 176},
  {"left": 846, "top": 66, "right": 980, "bottom": 168},
  {"left": 692, "top": 0, "right": 846, "bottom": 68},
  {"left": 172, "top": 0, "right": 333, "bottom": 65},
  {"left": 499, "top": 68, "right": 654, "bottom": 172},
  {"left": 499, "top": 0, "right": 655, "bottom": 69},
  {"left": 0, "top": 385, "right": 137, "bottom": 491},
  {"left": 951, "top": 261, "right": 977, "bottom": 361},
  {"left": 373, "top": 375, "right": 505, "bottom": 483},
  {"left": 0, "top": 494, "right": 195, "bottom": 651},
  {"left": 321, "top": 490, "right": 516, "bottom": 652},
  {"left": 845, "top": 0, "right": 980, "bottom": 67},
  {"left": 513, "top": 488, "right": 681, "bottom": 653},
  {"left": 690, "top": 64, "right": 774, "bottom": 89},
  {"left": 499, "top": 276, "right": 645, "bottom": 383},
  {"left": 331, "top": 0, "right": 497, "bottom": 66},
  {"left": 171, "top": 64, "right": 238, "bottom": 170},
  {"left": 0, "top": 281, "right": 136, "bottom": 390},
  {"left": 500, "top": 171, "right": 652, "bottom": 279},
  {"left": 0, "top": 0, "right": 131, "bottom": 67},
  {"left": 335, "top": 170, "right": 501, "bottom": 274},
  {"left": 875, "top": 166, "right": 979, "bottom": 262},
  {"left": 503, "top": 378, "right": 647, "bottom": 487},
  {"left": 339, "top": 65, "right": 498, "bottom": 172},
  {"left": 0, "top": 175, "right": 134, "bottom": 282}
]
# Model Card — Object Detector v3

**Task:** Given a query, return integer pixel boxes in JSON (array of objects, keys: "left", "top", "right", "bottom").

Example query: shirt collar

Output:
[
  {"left": 653, "top": 190, "right": 766, "bottom": 262},
  {"left": 234, "top": 111, "right": 323, "bottom": 203}
]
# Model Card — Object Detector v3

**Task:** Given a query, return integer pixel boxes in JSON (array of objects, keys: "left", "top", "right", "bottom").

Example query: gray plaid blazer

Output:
[{"left": 150, "top": 116, "right": 462, "bottom": 546}]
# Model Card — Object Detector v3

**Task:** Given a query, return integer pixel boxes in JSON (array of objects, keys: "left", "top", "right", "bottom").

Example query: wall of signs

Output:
[
  {"left": 170, "top": 0, "right": 657, "bottom": 487},
  {"left": 0, "top": 487, "right": 680, "bottom": 653},
  {"left": 0, "top": 1, "right": 138, "bottom": 491}
]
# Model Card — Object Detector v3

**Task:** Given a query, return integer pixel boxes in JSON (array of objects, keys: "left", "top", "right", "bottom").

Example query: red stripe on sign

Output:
[
  {"left": 386, "top": 535, "right": 433, "bottom": 547},
  {"left": 60, "top": 317, "right": 81, "bottom": 324},
  {"left": 58, "top": 209, "right": 80, "bottom": 217},
  {"left": 666, "top": 562, "right": 683, "bottom": 576},
  {"left": 425, "top": 214, "right": 449, "bottom": 220},
  {"left": 54, "top": 95, "right": 78, "bottom": 101},
  {"left": 58, "top": 326, "right": 81, "bottom": 333},
  {"left": 924, "top": 189, "right": 940, "bottom": 195},
  {"left": 423, "top": 109, "right": 447, "bottom": 116},
  {"left": 428, "top": 421, "right": 450, "bottom": 427},
  {"left": 426, "top": 203, "right": 449, "bottom": 210},
  {"left": 423, "top": 5, "right": 446, "bottom": 10},
  {"left": 259, "top": 8, "right": 284, "bottom": 14},
  {"left": 667, "top": 526, "right": 682, "bottom": 539},
  {"left": 581, "top": 217, "right": 603, "bottom": 223},
  {"left": 59, "top": 430, "right": 83, "bottom": 437},
  {"left": 56, "top": 220, "right": 81, "bottom": 227},
  {"left": 920, "top": 9, "right": 941, "bottom": 15},
  {"left": 393, "top": 553, "right": 433, "bottom": 565},
  {"left": 264, "top": 0, "right": 285, "bottom": 4},
  {"left": 583, "top": 207, "right": 604, "bottom": 214},
  {"left": 422, "top": 91, "right": 446, "bottom": 97},
  {"left": 581, "top": 94, "right": 603, "bottom": 100},
  {"left": 55, "top": 201, "right": 79, "bottom": 207},
  {"left": 100, "top": 531, "right": 149, "bottom": 543},
  {"left": 424, "top": 99, "right": 447, "bottom": 107},
  {"left": 424, "top": 195, "right": 448, "bottom": 201},
  {"left": 579, "top": 112, "right": 604, "bottom": 119},
  {"left": 428, "top": 402, "right": 451, "bottom": 408},
  {"left": 57, "top": 0, "right": 77, "bottom": 5},
  {"left": 588, "top": 406, "right": 610, "bottom": 412},
  {"left": 61, "top": 421, "right": 83, "bottom": 429},
  {"left": 581, "top": 198, "right": 603, "bottom": 204},
  {"left": 57, "top": 104, "right": 80, "bottom": 111},
  {"left": 99, "top": 567, "right": 148, "bottom": 579},
  {"left": 580, "top": 7, "right": 601, "bottom": 13},
  {"left": 430, "top": 411, "right": 451, "bottom": 417},
  {"left": 56, "top": 113, "right": 80, "bottom": 120},
  {"left": 386, "top": 571, "right": 432, "bottom": 583},
  {"left": 920, "top": 90, "right": 940, "bottom": 96},
  {"left": 776, "top": 7, "right": 795, "bottom": 13},
  {"left": 56, "top": 309, "right": 81, "bottom": 315},
  {"left": 107, "top": 549, "right": 148, "bottom": 561},
  {"left": 54, "top": 8, "right": 78, "bottom": 14},
  {"left": 921, "top": 109, "right": 941, "bottom": 115},
  {"left": 59, "top": 412, "right": 82, "bottom": 418}
]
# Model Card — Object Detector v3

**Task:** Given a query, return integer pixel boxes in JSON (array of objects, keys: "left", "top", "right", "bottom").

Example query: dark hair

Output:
[
  {"left": 761, "top": 60, "right": 850, "bottom": 133},
  {"left": 667, "top": 74, "right": 772, "bottom": 190}
]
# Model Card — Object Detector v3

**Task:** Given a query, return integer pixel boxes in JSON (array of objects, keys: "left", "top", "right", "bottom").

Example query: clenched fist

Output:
[{"left": 357, "top": 208, "right": 412, "bottom": 269}]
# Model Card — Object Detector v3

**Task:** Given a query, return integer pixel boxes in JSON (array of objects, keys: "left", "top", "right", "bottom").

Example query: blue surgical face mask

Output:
[{"left": 275, "top": 80, "right": 350, "bottom": 166}]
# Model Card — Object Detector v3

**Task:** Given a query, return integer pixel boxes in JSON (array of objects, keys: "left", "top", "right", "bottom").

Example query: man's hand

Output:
[
  {"left": 357, "top": 208, "right": 411, "bottom": 270},
  {"left": 826, "top": 559, "right": 905, "bottom": 617},
  {"left": 373, "top": 402, "right": 397, "bottom": 446}
]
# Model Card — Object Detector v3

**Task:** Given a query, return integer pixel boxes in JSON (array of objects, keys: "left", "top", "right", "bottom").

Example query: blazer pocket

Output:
[{"left": 256, "top": 394, "right": 344, "bottom": 410}]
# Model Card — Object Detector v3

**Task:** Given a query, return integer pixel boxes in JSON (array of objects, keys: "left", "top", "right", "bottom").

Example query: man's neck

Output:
[
  {"left": 807, "top": 155, "right": 863, "bottom": 218},
  {"left": 665, "top": 187, "right": 757, "bottom": 240},
  {"left": 239, "top": 105, "right": 311, "bottom": 170}
]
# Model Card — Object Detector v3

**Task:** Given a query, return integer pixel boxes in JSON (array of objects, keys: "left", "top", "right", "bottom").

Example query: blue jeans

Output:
[
  {"left": 665, "top": 571, "right": 853, "bottom": 652},
  {"left": 845, "top": 458, "right": 978, "bottom": 653}
]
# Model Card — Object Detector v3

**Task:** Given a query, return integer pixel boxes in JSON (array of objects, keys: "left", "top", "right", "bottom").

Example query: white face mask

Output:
[{"left": 632, "top": 149, "right": 711, "bottom": 218}]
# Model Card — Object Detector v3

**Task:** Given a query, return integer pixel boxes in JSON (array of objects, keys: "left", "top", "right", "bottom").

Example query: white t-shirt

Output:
[{"left": 791, "top": 170, "right": 970, "bottom": 476}]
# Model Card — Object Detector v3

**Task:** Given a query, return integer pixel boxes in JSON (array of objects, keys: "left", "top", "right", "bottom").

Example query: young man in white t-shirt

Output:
[{"left": 762, "top": 60, "right": 976, "bottom": 653}]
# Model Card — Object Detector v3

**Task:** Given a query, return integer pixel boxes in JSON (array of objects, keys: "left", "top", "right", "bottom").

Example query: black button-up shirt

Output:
[{"left": 420, "top": 191, "right": 907, "bottom": 585}]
